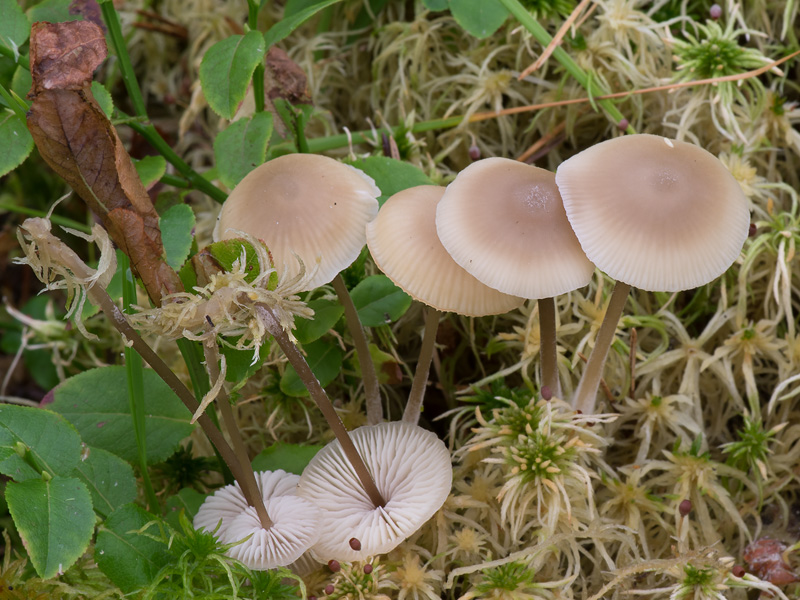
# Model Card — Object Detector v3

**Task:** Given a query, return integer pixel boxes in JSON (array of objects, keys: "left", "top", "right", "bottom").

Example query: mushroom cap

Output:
[
  {"left": 436, "top": 158, "right": 595, "bottom": 299},
  {"left": 215, "top": 154, "right": 380, "bottom": 290},
  {"left": 194, "top": 470, "right": 322, "bottom": 570},
  {"left": 366, "top": 185, "right": 524, "bottom": 316},
  {"left": 297, "top": 421, "right": 452, "bottom": 562},
  {"left": 555, "top": 134, "right": 750, "bottom": 292}
]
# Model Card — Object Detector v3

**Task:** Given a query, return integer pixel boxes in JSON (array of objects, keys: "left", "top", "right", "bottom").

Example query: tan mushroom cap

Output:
[
  {"left": 436, "top": 158, "right": 595, "bottom": 299},
  {"left": 215, "top": 154, "right": 380, "bottom": 290},
  {"left": 366, "top": 185, "right": 524, "bottom": 316},
  {"left": 555, "top": 134, "right": 750, "bottom": 292},
  {"left": 296, "top": 421, "right": 452, "bottom": 562},
  {"left": 194, "top": 470, "right": 321, "bottom": 570}
]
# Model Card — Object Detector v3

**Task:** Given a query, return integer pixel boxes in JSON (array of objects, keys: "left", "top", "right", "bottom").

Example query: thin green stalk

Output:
[
  {"left": 247, "top": 0, "right": 266, "bottom": 113},
  {"left": 160, "top": 173, "right": 191, "bottom": 189},
  {"left": 101, "top": 2, "right": 147, "bottom": 118},
  {"left": 0, "top": 203, "right": 91, "bottom": 233},
  {"left": 496, "top": 0, "right": 634, "bottom": 132},
  {"left": 0, "top": 45, "right": 29, "bottom": 69},
  {"left": 0, "top": 82, "right": 28, "bottom": 121},
  {"left": 119, "top": 253, "right": 160, "bottom": 513}
]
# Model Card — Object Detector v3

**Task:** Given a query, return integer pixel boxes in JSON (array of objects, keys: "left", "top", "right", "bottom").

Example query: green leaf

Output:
[
  {"left": 0, "top": 109, "right": 34, "bottom": 178},
  {"left": 0, "top": 0, "right": 31, "bottom": 49},
  {"left": 0, "top": 296, "right": 61, "bottom": 390},
  {"left": 264, "top": 0, "right": 343, "bottom": 48},
  {"left": 350, "top": 274, "right": 412, "bottom": 326},
  {"left": 134, "top": 155, "right": 167, "bottom": 189},
  {"left": 10, "top": 66, "right": 32, "bottom": 101},
  {"left": 221, "top": 340, "right": 270, "bottom": 391},
  {"left": 448, "top": 0, "right": 508, "bottom": 38},
  {"left": 159, "top": 203, "right": 196, "bottom": 270},
  {"left": 0, "top": 404, "right": 82, "bottom": 482},
  {"left": 423, "top": 0, "right": 449, "bottom": 10},
  {"left": 200, "top": 31, "right": 266, "bottom": 119},
  {"left": 280, "top": 339, "right": 343, "bottom": 396},
  {"left": 91, "top": 81, "right": 114, "bottom": 118},
  {"left": 251, "top": 443, "right": 322, "bottom": 475},
  {"left": 284, "top": 0, "right": 330, "bottom": 18},
  {"left": 347, "top": 156, "right": 430, "bottom": 206},
  {"left": 26, "top": 0, "right": 80, "bottom": 23},
  {"left": 72, "top": 447, "right": 137, "bottom": 518},
  {"left": 50, "top": 366, "right": 195, "bottom": 464},
  {"left": 214, "top": 112, "right": 274, "bottom": 189},
  {"left": 6, "top": 476, "right": 94, "bottom": 579},
  {"left": 294, "top": 298, "right": 344, "bottom": 344},
  {"left": 164, "top": 487, "right": 206, "bottom": 530},
  {"left": 95, "top": 504, "right": 171, "bottom": 593}
]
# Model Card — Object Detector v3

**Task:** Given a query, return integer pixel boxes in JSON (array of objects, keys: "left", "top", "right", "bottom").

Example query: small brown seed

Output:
[
  {"left": 325, "top": 584, "right": 335, "bottom": 595},
  {"left": 364, "top": 564, "right": 373, "bottom": 574},
  {"left": 328, "top": 559, "right": 340, "bottom": 572},
  {"left": 679, "top": 499, "right": 692, "bottom": 517},
  {"left": 349, "top": 537, "right": 362, "bottom": 551},
  {"left": 732, "top": 565, "right": 745, "bottom": 577}
]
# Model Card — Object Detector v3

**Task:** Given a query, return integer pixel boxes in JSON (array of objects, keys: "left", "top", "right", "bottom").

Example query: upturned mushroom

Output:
[
  {"left": 555, "top": 134, "right": 750, "bottom": 413},
  {"left": 436, "top": 158, "right": 594, "bottom": 397},
  {"left": 366, "top": 185, "right": 523, "bottom": 423}
]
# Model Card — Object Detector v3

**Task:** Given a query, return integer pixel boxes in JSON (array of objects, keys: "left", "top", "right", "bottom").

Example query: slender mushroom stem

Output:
[
  {"left": 538, "top": 297, "right": 560, "bottom": 398},
  {"left": 332, "top": 274, "right": 382, "bottom": 425},
  {"left": 403, "top": 307, "right": 440, "bottom": 424},
  {"left": 202, "top": 331, "right": 272, "bottom": 529},
  {"left": 256, "top": 303, "right": 387, "bottom": 508},
  {"left": 572, "top": 281, "right": 632, "bottom": 414}
]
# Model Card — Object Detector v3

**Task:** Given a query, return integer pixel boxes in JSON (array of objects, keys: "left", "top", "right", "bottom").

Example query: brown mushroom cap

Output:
[
  {"left": 555, "top": 134, "right": 750, "bottom": 292},
  {"left": 366, "top": 185, "right": 524, "bottom": 316},
  {"left": 296, "top": 421, "right": 452, "bottom": 562},
  {"left": 215, "top": 154, "right": 380, "bottom": 290},
  {"left": 435, "top": 158, "right": 594, "bottom": 299}
]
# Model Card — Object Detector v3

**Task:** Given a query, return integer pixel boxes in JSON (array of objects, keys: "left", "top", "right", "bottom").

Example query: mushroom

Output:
[
  {"left": 296, "top": 421, "right": 452, "bottom": 562},
  {"left": 435, "top": 158, "right": 594, "bottom": 397},
  {"left": 366, "top": 185, "right": 524, "bottom": 423},
  {"left": 194, "top": 469, "right": 322, "bottom": 569},
  {"left": 555, "top": 134, "right": 750, "bottom": 413}
]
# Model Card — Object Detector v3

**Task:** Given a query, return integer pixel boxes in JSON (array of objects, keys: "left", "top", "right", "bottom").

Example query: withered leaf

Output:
[
  {"left": 29, "top": 21, "right": 107, "bottom": 94},
  {"left": 265, "top": 47, "right": 312, "bottom": 106},
  {"left": 69, "top": 0, "right": 107, "bottom": 33}
]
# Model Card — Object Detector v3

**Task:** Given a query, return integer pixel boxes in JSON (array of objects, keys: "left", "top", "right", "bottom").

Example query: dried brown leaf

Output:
[
  {"left": 29, "top": 21, "right": 107, "bottom": 93},
  {"left": 69, "top": 0, "right": 107, "bottom": 33},
  {"left": 265, "top": 47, "right": 312, "bottom": 106}
]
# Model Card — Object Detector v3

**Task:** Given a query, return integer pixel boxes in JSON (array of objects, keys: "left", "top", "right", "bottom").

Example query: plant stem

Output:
[
  {"left": 572, "top": 281, "right": 631, "bottom": 414},
  {"left": 496, "top": 0, "right": 634, "bottom": 132},
  {"left": 403, "top": 307, "right": 440, "bottom": 425},
  {"left": 101, "top": 2, "right": 147, "bottom": 118},
  {"left": 247, "top": 0, "right": 266, "bottom": 113},
  {"left": 0, "top": 203, "right": 90, "bottom": 233},
  {"left": 0, "top": 45, "right": 29, "bottom": 69},
  {"left": 202, "top": 332, "right": 272, "bottom": 528},
  {"left": 119, "top": 254, "right": 160, "bottom": 513},
  {"left": 256, "top": 303, "right": 386, "bottom": 508},
  {"left": 332, "top": 274, "right": 382, "bottom": 425},
  {"left": 538, "top": 297, "right": 560, "bottom": 398}
]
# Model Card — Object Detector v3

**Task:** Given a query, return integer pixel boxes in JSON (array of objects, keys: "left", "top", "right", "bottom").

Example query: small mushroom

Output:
[
  {"left": 297, "top": 421, "right": 452, "bottom": 562},
  {"left": 555, "top": 134, "right": 749, "bottom": 413},
  {"left": 194, "top": 469, "right": 322, "bottom": 569}
]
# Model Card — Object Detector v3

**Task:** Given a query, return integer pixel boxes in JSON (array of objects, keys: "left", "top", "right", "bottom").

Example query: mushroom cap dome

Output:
[
  {"left": 215, "top": 154, "right": 380, "bottom": 290},
  {"left": 194, "top": 469, "right": 321, "bottom": 569},
  {"left": 555, "top": 134, "right": 749, "bottom": 292},
  {"left": 436, "top": 158, "right": 594, "bottom": 299},
  {"left": 297, "top": 421, "right": 452, "bottom": 562},
  {"left": 366, "top": 185, "right": 523, "bottom": 316}
]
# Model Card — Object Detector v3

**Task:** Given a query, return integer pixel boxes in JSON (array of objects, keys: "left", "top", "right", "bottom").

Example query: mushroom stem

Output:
[
  {"left": 403, "top": 307, "right": 440, "bottom": 424},
  {"left": 538, "top": 297, "right": 561, "bottom": 398},
  {"left": 256, "top": 303, "right": 387, "bottom": 508},
  {"left": 332, "top": 274, "right": 382, "bottom": 425},
  {"left": 572, "top": 281, "right": 631, "bottom": 414},
  {"left": 201, "top": 333, "right": 273, "bottom": 530}
]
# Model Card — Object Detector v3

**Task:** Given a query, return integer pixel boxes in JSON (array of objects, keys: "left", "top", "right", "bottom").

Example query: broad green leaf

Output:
[
  {"left": 0, "top": 404, "right": 82, "bottom": 482},
  {"left": 264, "top": 0, "right": 342, "bottom": 48},
  {"left": 164, "top": 487, "right": 205, "bottom": 530},
  {"left": 6, "top": 476, "right": 94, "bottom": 579},
  {"left": 0, "top": 0, "right": 31, "bottom": 49},
  {"left": 11, "top": 66, "right": 32, "bottom": 101},
  {"left": 350, "top": 274, "right": 412, "bottom": 326},
  {"left": 347, "top": 156, "right": 430, "bottom": 206},
  {"left": 50, "top": 366, "right": 195, "bottom": 464},
  {"left": 448, "top": 0, "right": 508, "bottom": 38},
  {"left": 294, "top": 298, "right": 344, "bottom": 344},
  {"left": 221, "top": 340, "right": 270, "bottom": 391},
  {"left": 72, "top": 447, "right": 137, "bottom": 518},
  {"left": 159, "top": 203, "right": 196, "bottom": 270},
  {"left": 0, "top": 296, "right": 61, "bottom": 390},
  {"left": 251, "top": 443, "right": 322, "bottom": 475},
  {"left": 423, "top": 0, "right": 449, "bottom": 10},
  {"left": 284, "top": 0, "right": 330, "bottom": 18},
  {"left": 280, "top": 339, "right": 343, "bottom": 396},
  {"left": 26, "top": 0, "right": 79, "bottom": 23},
  {"left": 95, "top": 504, "right": 171, "bottom": 593},
  {"left": 180, "top": 239, "right": 277, "bottom": 290},
  {"left": 214, "top": 112, "right": 274, "bottom": 189},
  {"left": 91, "top": 81, "right": 114, "bottom": 118},
  {"left": 134, "top": 155, "right": 167, "bottom": 189},
  {"left": 0, "top": 110, "right": 34, "bottom": 178},
  {"left": 200, "top": 31, "right": 266, "bottom": 119}
]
